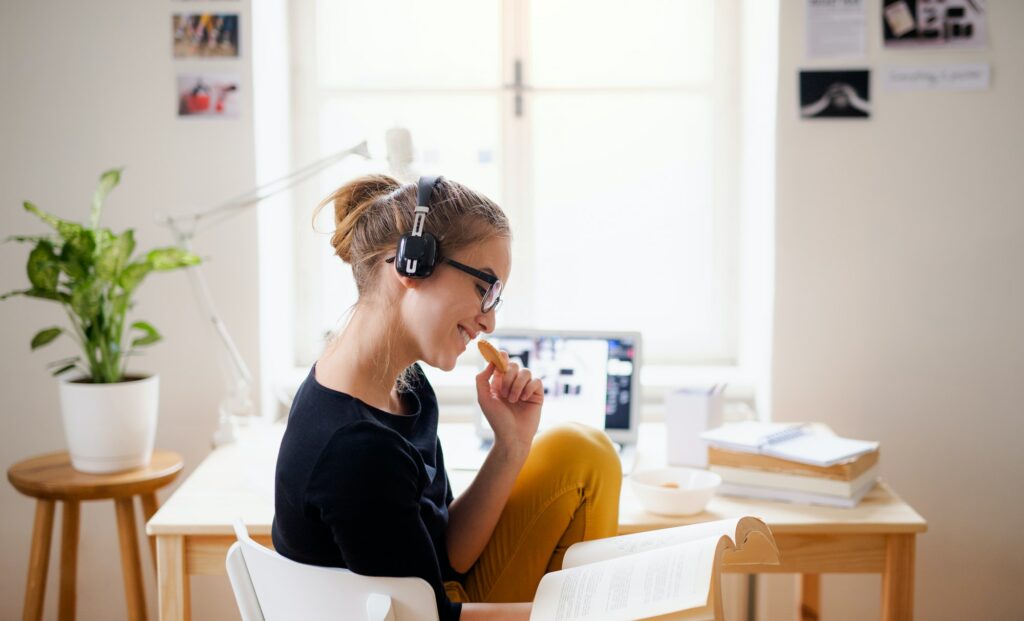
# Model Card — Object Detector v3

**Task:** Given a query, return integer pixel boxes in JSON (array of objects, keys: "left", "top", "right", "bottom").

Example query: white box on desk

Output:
[{"left": 665, "top": 386, "right": 724, "bottom": 468}]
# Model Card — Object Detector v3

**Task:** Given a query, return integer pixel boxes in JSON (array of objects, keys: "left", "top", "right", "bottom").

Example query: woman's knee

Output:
[{"left": 530, "top": 422, "right": 622, "bottom": 479}]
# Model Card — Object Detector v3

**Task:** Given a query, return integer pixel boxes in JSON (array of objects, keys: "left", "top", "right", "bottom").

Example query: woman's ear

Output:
[{"left": 392, "top": 270, "right": 421, "bottom": 290}]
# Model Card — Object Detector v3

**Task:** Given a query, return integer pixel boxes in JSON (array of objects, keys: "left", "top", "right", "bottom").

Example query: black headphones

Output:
[{"left": 392, "top": 175, "right": 443, "bottom": 279}]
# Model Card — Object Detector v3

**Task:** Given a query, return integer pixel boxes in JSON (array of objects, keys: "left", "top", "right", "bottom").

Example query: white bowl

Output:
[{"left": 630, "top": 466, "right": 722, "bottom": 516}]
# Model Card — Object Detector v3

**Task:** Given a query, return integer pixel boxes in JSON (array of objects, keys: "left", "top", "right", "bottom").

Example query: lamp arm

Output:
[{"left": 160, "top": 140, "right": 371, "bottom": 236}]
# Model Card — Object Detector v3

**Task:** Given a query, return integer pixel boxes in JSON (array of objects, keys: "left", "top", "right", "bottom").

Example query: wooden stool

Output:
[{"left": 7, "top": 450, "right": 184, "bottom": 621}]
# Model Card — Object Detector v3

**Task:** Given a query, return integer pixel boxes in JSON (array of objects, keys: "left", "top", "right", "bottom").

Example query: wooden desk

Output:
[{"left": 147, "top": 423, "right": 926, "bottom": 621}]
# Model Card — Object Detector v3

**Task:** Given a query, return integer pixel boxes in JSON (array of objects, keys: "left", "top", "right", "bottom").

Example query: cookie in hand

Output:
[{"left": 477, "top": 339, "right": 508, "bottom": 373}]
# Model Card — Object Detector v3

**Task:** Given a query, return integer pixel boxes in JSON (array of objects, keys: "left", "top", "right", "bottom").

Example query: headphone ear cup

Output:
[{"left": 394, "top": 233, "right": 439, "bottom": 278}]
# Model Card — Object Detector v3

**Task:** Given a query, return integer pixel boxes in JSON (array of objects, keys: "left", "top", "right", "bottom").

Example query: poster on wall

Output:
[
  {"left": 177, "top": 73, "right": 240, "bottom": 118},
  {"left": 173, "top": 14, "right": 240, "bottom": 57},
  {"left": 882, "top": 0, "right": 988, "bottom": 48},
  {"left": 806, "top": 0, "right": 865, "bottom": 59},
  {"left": 882, "top": 63, "right": 990, "bottom": 91},
  {"left": 799, "top": 70, "right": 871, "bottom": 119}
]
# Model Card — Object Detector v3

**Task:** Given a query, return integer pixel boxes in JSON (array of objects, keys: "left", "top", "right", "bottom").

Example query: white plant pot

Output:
[{"left": 57, "top": 372, "right": 160, "bottom": 473}]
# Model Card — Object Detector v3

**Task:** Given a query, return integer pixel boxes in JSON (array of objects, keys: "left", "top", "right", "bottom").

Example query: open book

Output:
[{"left": 529, "top": 518, "right": 779, "bottom": 621}]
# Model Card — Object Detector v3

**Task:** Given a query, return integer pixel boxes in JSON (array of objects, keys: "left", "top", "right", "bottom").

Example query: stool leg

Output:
[
  {"left": 140, "top": 492, "right": 159, "bottom": 572},
  {"left": 24, "top": 499, "right": 55, "bottom": 621},
  {"left": 115, "top": 497, "right": 147, "bottom": 621},
  {"left": 58, "top": 500, "right": 80, "bottom": 621}
]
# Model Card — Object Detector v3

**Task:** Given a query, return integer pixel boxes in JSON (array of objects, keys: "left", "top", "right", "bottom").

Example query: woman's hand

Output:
[{"left": 475, "top": 350, "right": 543, "bottom": 458}]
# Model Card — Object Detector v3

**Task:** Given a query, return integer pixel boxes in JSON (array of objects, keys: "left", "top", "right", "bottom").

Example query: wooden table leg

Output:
[
  {"left": 157, "top": 535, "right": 191, "bottom": 621},
  {"left": 882, "top": 534, "right": 916, "bottom": 621},
  {"left": 58, "top": 500, "right": 80, "bottom": 621},
  {"left": 115, "top": 497, "right": 148, "bottom": 621},
  {"left": 24, "top": 499, "right": 55, "bottom": 621},
  {"left": 140, "top": 492, "right": 160, "bottom": 572},
  {"left": 799, "top": 574, "right": 821, "bottom": 621}
]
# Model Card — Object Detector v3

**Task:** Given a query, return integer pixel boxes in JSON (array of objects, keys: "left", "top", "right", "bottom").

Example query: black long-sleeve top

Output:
[{"left": 272, "top": 362, "right": 462, "bottom": 621}]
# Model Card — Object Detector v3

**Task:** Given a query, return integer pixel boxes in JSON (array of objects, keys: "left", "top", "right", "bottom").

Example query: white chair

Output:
[{"left": 226, "top": 518, "right": 440, "bottom": 621}]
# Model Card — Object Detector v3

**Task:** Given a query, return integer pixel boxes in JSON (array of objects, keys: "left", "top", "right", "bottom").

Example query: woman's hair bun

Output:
[{"left": 317, "top": 174, "right": 402, "bottom": 264}]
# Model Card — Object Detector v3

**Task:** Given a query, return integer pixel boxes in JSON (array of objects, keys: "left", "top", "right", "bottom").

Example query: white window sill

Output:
[{"left": 274, "top": 363, "right": 760, "bottom": 424}]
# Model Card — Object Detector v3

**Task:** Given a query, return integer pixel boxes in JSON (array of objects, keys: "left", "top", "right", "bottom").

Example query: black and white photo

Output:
[{"left": 800, "top": 69, "right": 870, "bottom": 119}]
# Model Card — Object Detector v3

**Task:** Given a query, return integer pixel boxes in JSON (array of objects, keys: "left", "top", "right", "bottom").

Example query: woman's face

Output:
[{"left": 397, "top": 235, "right": 511, "bottom": 371}]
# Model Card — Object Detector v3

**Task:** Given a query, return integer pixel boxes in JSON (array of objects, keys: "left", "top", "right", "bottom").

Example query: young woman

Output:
[{"left": 272, "top": 175, "right": 622, "bottom": 620}]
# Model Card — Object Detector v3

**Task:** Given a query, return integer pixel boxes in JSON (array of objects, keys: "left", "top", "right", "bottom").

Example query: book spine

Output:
[{"left": 707, "top": 447, "right": 878, "bottom": 480}]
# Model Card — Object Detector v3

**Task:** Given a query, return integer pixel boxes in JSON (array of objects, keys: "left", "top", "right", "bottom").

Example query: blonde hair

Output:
[
  {"left": 313, "top": 174, "right": 510, "bottom": 390},
  {"left": 309, "top": 174, "right": 505, "bottom": 295}
]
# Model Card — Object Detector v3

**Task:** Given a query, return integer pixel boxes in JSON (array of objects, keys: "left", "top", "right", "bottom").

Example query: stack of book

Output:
[{"left": 700, "top": 422, "right": 880, "bottom": 508}]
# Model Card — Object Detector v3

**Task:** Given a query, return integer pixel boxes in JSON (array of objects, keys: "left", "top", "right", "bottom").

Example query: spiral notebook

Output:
[{"left": 699, "top": 422, "right": 879, "bottom": 467}]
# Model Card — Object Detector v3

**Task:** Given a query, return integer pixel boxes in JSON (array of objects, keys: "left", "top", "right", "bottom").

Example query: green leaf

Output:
[
  {"left": 22, "top": 288, "right": 71, "bottom": 303},
  {"left": 91, "top": 168, "right": 123, "bottom": 229},
  {"left": 51, "top": 363, "right": 79, "bottom": 377},
  {"left": 5, "top": 234, "right": 58, "bottom": 245},
  {"left": 60, "top": 229, "right": 97, "bottom": 280},
  {"left": 129, "top": 321, "right": 162, "bottom": 347},
  {"left": 118, "top": 261, "right": 151, "bottom": 293},
  {"left": 146, "top": 247, "right": 201, "bottom": 271},
  {"left": 94, "top": 228, "right": 115, "bottom": 255},
  {"left": 111, "top": 291, "right": 130, "bottom": 321},
  {"left": 0, "top": 288, "right": 30, "bottom": 301},
  {"left": 46, "top": 356, "right": 80, "bottom": 368},
  {"left": 23, "top": 202, "right": 83, "bottom": 240},
  {"left": 27, "top": 242, "right": 60, "bottom": 291},
  {"left": 30, "top": 327, "right": 62, "bottom": 349},
  {"left": 97, "top": 229, "right": 135, "bottom": 281},
  {"left": 70, "top": 281, "right": 101, "bottom": 319}
]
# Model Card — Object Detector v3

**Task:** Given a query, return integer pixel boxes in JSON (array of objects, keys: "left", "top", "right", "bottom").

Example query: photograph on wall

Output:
[
  {"left": 177, "top": 73, "right": 240, "bottom": 118},
  {"left": 799, "top": 70, "right": 870, "bottom": 119},
  {"left": 173, "top": 14, "right": 239, "bottom": 57},
  {"left": 882, "top": 0, "right": 987, "bottom": 48}
]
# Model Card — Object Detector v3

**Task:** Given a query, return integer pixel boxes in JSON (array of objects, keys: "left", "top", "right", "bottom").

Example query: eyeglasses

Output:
[{"left": 385, "top": 256, "right": 504, "bottom": 313}]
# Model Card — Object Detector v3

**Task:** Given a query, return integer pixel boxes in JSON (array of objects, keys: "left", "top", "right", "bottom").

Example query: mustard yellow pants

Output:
[{"left": 444, "top": 422, "right": 622, "bottom": 604}]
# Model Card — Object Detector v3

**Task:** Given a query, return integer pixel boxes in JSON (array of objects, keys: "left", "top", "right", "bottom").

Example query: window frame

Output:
[{"left": 273, "top": 0, "right": 774, "bottom": 420}]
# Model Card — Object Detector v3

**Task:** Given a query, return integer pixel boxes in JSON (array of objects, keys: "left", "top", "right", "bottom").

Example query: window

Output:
[{"left": 283, "top": 0, "right": 770, "bottom": 415}]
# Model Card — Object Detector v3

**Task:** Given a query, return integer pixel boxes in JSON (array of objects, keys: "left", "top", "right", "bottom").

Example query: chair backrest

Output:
[{"left": 226, "top": 519, "right": 440, "bottom": 621}]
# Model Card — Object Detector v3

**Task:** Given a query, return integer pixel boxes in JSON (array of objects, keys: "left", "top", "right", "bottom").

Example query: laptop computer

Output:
[{"left": 441, "top": 329, "right": 641, "bottom": 475}]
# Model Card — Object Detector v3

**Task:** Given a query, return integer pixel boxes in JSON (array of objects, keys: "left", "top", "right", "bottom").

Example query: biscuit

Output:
[{"left": 477, "top": 339, "right": 508, "bottom": 373}]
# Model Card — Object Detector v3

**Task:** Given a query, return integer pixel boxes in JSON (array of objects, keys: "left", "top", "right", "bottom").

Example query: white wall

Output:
[
  {"left": 6, "top": 2, "right": 1023, "bottom": 620},
  {"left": 0, "top": 2, "right": 257, "bottom": 619},
  {"left": 767, "top": 1, "right": 1024, "bottom": 619}
]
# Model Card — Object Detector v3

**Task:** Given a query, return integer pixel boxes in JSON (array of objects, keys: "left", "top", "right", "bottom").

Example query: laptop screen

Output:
[{"left": 478, "top": 332, "right": 639, "bottom": 438}]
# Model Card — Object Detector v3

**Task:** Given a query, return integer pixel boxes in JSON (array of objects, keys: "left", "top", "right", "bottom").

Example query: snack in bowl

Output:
[
  {"left": 477, "top": 339, "right": 508, "bottom": 373},
  {"left": 629, "top": 466, "right": 722, "bottom": 516}
]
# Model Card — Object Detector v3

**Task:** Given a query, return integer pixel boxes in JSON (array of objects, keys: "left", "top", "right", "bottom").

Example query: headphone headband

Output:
[
  {"left": 411, "top": 176, "right": 441, "bottom": 238},
  {"left": 417, "top": 176, "right": 442, "bottom": 209}
]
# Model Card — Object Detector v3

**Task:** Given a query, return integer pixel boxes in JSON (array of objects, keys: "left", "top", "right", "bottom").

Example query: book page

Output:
[
  {"left": 530, "top": 537, "right": 719, "bottom": 621},
  {"left": 562, "top": 518, "right": 741, "bottom": 569}
]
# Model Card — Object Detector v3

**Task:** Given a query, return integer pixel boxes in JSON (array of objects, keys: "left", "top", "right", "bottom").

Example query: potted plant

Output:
[{"left": 2, "top": 169, "right": 200, "bottom": 473}]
